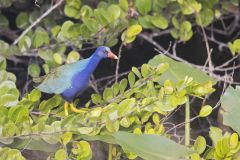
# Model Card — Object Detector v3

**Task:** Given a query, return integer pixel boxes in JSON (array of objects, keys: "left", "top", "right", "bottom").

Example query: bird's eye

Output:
[{"left": 103, "top": 50, "right": 108, "bottom": 54}]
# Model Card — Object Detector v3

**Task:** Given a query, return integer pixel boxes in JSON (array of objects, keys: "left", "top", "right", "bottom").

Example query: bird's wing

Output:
[{"left": 35, "top": 59, "right": 89, "bottom": 94}]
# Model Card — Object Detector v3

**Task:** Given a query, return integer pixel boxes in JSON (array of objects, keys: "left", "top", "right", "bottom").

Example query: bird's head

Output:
[{"left": 95, "top": 46, "right": 118, "bottom": 60}]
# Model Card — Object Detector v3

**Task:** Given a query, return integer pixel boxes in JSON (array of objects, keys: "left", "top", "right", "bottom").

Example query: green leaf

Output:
[
  {"left": 29, "top": 10, "right": 40, "bottom": 24},
  {"left": 221, "top": 86, "right": 240, "bottom": 134},
  {"left": 199, "top": 105, "right": 212, "bottom": 117},
  {"left": 67, "top": 51, "right": 80, "bottom": 64},
  {"left": 2, "top": 121, "right": 16, "bottom": 137},
  {"left": 55, "top": 149, "right": 67, "bottom": 160},
  {"left": 112, "top": 83, "right": 120, "bottom": 97},
  {"left": 119, "top": 0, "right": 128, "bottom": 11},
  {"left": 139, "top": 16, "right": 154, "bottom": 29},
  {"left": 128, "top": 72, "right": 135, "bottom": 87},
  {"left": 106, "top": 117, "right": 118, "bottom": 132},
  {"left": 16, "top": 12, "right": 29, "bottom": 29},
  {"left": 9, "top": 139, "right": 58, "bottom": 152},
  {"left": 194, "top": 136, "right": 206, "bottom": 154},
  {"left": 51, "top": 25, "right": 61, "bottom": 38},
  {"left": 18, "top": 36, "right": 31, "bottom": 52},
  {"left": 209, "top": 127, "right": 223, "bottom": 146},
  {"left": 40, "top": 124, "right": 61, "bottom": 144},
  {"left": 91, "top": 94, "right": 103, "bottom": 104},
  {"left": 68, "top": 24, "right": 82, "bottom": 38},
  {"left": 38, "top": 49, "right": 53, "bottom": 61},
  {"left": 89, "top": 107, "right": 102, "bottom": 118},
  {"left": 0, "top": 40, "right": 10, "bottom": 57},
  {"left": 136, "top": 0, "right": 152, "bottom": 15},
  {"left": 82, "top": 18, "right": 99, "bottom": 33},
  {"left": 148, "top": 54, "right": 216, "bottom": 84},
  {"left": 170, "top": 29, "right": 179, "bottom": 39},
  {"left": 119, "top": 78, "right": 128, "bottom": 93},
  {"left": 8, "top": 106, "right": 29, "bottom": 123},
  {"left": 181, "top": 1, "right": 202, "bottom": 15},
  {"left": 53, "top": 53, "right": 63, "bottom": 65},
  {"left": 28, "top": 63, "right": 40, "bottom": 78},
  {"left": 118, "top": 98, "right": 135, "bottom": 116},
  {"left": 230, "top": 133, "right": 239, "bottom": 149},
  {"left": 108, "top": 5, "right": 121, "bottom": 21},
  {"left": 27, "top": 89, "right": 41, "bottom": 102},
  {"left": 0, "top": 147, "right": 26, "bottom": 160},
  {"left": 126, "top": 24, "right": 142, "bottom": 37},
  {"left": 132, "top": 67, "right": 142, "bottom": 78},
  {"left": 172, "top": 16, "right": 179, "bottom": 29},
  {"left": 0, "top": 94, "right": 19, "bottom": 107},
  {"left": 103, "top": 88, "right": 113, "bottom": 101},
  {"left": 32, "top": 27, "right": 50, "bottom": 48},
  {"left": 80, "top": 24, "right": 92, "bottom": 39},
  {"left": 60, "top": 21, "right": 74, "bottom": 39},
  {"left": 64, "top": 5, "right": 80, "bottom": 19},
  {"left": 190, "top": 153, "right": 201, "bottom": 160},
  {"left": 228, "top": 39, "right": 240, "bottom": 55},
  {"left": 80, "top": 5, "right": 93, "bottom": 18},
  {"left": 113, "top": 132, "right": 195, "bottom": 160},
  {"left": 39, "top": 95, "right": 62, "bottom": 113},
  {"left": 72, "top": 141, "right": 92, "bottom": 160},
  {"left": 150, "top": 15, "right": 168, "bottom": 29},
  {"left": 0, "top": 14, "right": 9, "bottom": 29},
  {"left": 196, "top": 8, "right": 214, "bottom": 27},
  {"left": 0, "top": 0, "right": 12, "bottom": 8},
  {"left": 152, "top": 113, "right": 160, "bottom": 125},
  {"left": 0, "top": 57, "right": 6, "bottom": 70},
  {"left": 141, "top": 64, "right": 150, "bottom": 78},
  {"left": 180, "top": 21, "right": 193, "bottom": 41},
  {"left": 66, "top": 0, "right": 81, "bottom": 9},
  {"left": 120, "top": 117, "right": 131, "bottom": 128},
  {"left": 94, "top": 8, "right": 110, "bottom": 26}
]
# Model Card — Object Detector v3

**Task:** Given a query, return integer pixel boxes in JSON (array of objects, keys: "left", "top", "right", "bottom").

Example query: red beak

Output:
[{"left": 107, "top": 52, "right": 118, "bottom": 60}]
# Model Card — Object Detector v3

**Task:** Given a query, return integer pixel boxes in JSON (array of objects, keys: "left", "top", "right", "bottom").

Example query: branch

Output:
[
  {"left": 13, "top": 0, "right": 64, "bottom": 45},
  {"left": 115, "top": 43, "right": 124, "bottom": 83}
]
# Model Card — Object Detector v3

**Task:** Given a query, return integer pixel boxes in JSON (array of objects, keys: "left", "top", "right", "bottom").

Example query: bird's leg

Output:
[
  {"left": 64, "top": 102, "right": 69, "bottom": 116},
  {"left": 70, "top": 103, "right": 86, "bottom": 114}
]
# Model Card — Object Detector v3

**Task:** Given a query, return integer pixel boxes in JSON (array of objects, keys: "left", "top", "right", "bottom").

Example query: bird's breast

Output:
[{"left": 61, "top": 70, "right": 90, "bottom": 102}]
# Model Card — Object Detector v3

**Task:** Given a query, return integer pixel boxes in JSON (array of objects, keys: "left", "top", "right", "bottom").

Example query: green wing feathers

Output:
[
  {"left": 34, "top": 59, "right": 89, "bottom": 94},
  {"left": 35, "top": 66, "right": 73, "bottom": 94}
]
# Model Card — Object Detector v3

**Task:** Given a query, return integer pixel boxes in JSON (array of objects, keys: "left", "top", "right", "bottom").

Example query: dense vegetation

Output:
[{"left": 0, "top": 0, "right": 240, "bottom": 159}]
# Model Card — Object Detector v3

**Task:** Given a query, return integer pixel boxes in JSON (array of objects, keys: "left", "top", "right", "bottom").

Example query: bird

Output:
[{"left": 35, "top": 46, "right": 118, "bottom": 115}]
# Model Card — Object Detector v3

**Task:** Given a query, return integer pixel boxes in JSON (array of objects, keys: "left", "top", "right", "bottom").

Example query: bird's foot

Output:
[
  {"left": 70, "top": 103, "right": 87, "bottom": 114},
  {"left": 64, "top": 102, "right": 69, "bottom": 116},
  {"left": 64, "top": 102, "right": 86, "bottom": 116}
]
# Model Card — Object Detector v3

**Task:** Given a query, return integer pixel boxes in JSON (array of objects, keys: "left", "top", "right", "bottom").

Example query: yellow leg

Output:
[
  {"left": 70, "top": 103, "right": 86, "bottom": 114},
  {"left": 64, "top": 102, "right": 69, "bottom": 116}
]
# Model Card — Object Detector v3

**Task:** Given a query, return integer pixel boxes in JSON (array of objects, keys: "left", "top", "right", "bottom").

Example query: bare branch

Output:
[{"left": 115, "top": 43, "right": 124, "bottom": 83}]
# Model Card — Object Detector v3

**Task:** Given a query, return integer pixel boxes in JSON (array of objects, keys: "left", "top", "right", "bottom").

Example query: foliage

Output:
[
  {"left": 113, "top": 131, "right": 194, "bottom": 160},
  {"left": 0, "top": 0, "right": 239, "bottom": 159},
  {"left": 190, "top": 127, "right": 240, "bottom": 160},
  {"left": 0, "top": 53, "right": 216, "bottom": 159},
  {"left": 221, "top": 86, "right": 240, "bottom": 135}
]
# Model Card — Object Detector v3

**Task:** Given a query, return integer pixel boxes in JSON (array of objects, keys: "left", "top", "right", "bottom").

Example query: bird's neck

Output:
[{"left": 85, "top": 53, "right": 103, "bottom": 74}]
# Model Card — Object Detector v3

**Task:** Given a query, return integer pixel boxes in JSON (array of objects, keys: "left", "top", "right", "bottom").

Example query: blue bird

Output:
[{"left": 35, "top": 46, "right": 118, "bottom": 115}]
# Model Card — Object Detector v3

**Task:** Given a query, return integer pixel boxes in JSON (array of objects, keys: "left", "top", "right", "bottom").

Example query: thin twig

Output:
[
  {"left": 115, "top": 43, "right": 124, "bottom": 83},
  {"left": 200, "top": 24, "right": 214, "bottom": 74}
]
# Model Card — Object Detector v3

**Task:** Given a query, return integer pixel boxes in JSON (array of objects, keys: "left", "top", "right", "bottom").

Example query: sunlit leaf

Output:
[
  {"left": 113, "top": 132, "right": 195, "bottom": 160},
  {"left": 28, "top": 63, "right": 41, "bottom": 78},
  {"left": 221, "top": 86, "right": 240, "bottom": 134},
  {"left": 199, "top": 105, "right": 212, "bottom": 117},
  {"left": 16, "top": 12, "right": 29, "bottom": 29},
  {"left": 136, "top": 0, "right": 152, "bottom": 15},
  {"left": 148, "top": 54, "right": 216, "bottom": 84}
]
